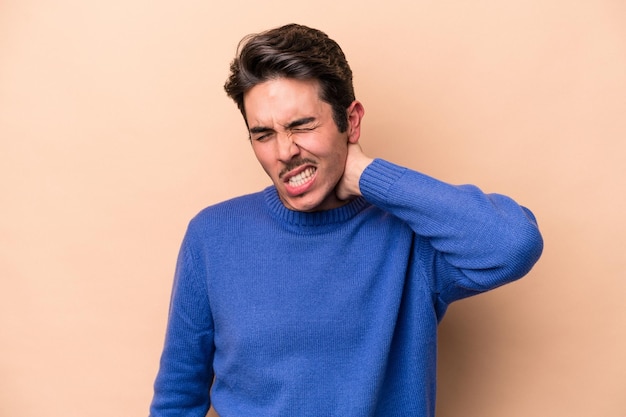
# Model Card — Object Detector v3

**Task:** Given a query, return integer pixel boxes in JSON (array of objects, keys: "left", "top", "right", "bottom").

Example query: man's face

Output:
[{"left": 244, "top": 78, "right": 355, "bottom": 212}]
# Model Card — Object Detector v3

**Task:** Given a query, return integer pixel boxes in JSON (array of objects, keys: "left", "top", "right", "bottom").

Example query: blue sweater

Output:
[{"left": 150, "top": 159, "right": 543, "bottom": 417}]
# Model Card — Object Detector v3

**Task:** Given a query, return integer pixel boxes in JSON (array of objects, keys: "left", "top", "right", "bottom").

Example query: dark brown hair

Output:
[{"left": 224, "top": 24, "right": 355, "bottom": 132}]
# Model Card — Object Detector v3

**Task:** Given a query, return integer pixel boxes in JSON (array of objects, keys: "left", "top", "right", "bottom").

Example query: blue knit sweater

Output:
[{"left": 150, "top": 159, "right": 543, "bottom": 417}]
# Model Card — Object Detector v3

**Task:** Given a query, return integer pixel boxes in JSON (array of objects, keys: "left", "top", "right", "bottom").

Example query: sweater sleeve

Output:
[
  {"left": 150, "top": 226, "right": 215, "bottom": 416},
  {"left": 359, "top": 159, "right": 543, "bottom": 306}
]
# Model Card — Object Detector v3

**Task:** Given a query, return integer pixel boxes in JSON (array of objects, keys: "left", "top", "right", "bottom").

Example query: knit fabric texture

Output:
[{"left": 150, "top": 159, "right": 543, "bottom": 417}]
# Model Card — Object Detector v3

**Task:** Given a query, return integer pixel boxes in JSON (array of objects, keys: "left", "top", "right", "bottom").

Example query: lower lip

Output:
[{"left": 284, "top": 170, "right": 317, "bottom": 197}]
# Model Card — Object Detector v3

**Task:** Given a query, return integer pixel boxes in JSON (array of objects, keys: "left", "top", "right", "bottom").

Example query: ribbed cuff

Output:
[{"left": 359, "top": 159, "right": 407, "bottom": 203}]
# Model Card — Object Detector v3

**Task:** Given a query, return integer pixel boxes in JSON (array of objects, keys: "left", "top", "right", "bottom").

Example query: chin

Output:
[
  {"left": 286, "top": 199, "right": 320, "bottom": 212},
  {"left": 288, "top": 194, "right": 344, "bottom": 213},
  {"left": 278, "top": 192, "right": 319, "bottom": 212}
]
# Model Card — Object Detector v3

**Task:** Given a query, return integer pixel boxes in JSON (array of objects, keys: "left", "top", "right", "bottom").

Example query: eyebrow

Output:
[
  {"left": 249, "top": 125, "right": 272, "bottom": 135},
  {"left": 249, "top": 117, "right": 317, "bottom": 135}
]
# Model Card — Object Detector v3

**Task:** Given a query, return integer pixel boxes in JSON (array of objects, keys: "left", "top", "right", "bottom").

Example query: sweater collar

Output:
[{"left": 263, "top": 186, "right": 368, "bottom": 227}]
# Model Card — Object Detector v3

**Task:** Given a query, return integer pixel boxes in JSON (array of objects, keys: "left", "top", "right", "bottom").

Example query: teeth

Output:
[{"left": 288, "top": 167, "right": 315, "bottom": 186}]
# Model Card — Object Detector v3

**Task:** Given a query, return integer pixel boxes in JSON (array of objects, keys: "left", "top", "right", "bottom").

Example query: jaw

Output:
[
  {"left": 280, "top": 193, "right": 328, "bottom": 212},
  {"left": 277, "top": 178, "right": 346, "bottom": 213}
]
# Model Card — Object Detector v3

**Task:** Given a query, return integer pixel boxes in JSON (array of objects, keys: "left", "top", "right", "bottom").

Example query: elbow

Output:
[{"left": 503, "top": 214, "right": 544, "bottom": 281}]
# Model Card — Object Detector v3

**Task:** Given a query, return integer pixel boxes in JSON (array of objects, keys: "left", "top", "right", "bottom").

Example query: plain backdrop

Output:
[{"left": 1, "top": 1, "right": 625, "bottom": 416}]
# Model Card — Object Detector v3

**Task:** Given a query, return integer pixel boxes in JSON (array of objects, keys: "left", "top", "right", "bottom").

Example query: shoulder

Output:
[
  {"left": 183, "top": 191, "right": 267, "bottom": 235},
  {"left": 189, "top": 189, "right": 267, "bottom": 229},
  {"left": 180, "top": 188, "right": 276, "bottom": 255}
]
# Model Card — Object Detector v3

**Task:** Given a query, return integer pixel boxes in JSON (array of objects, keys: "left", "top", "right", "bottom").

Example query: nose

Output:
[{"left": 277, "top": 131, "right": 300, "bottom": 161}]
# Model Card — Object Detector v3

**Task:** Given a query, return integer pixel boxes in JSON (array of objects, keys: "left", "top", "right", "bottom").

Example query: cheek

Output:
[
  {"left": 319, "top": 143, "right": 349, "bottom": 182},
  {"left": 296, "top": 132, "right": 348, "bottom": 158},
  {"left": 291, "top": 134, "right": 317, "bottom": 151},
  {"left": 251, "top": 145, "right": 274, "bottom": 175}
]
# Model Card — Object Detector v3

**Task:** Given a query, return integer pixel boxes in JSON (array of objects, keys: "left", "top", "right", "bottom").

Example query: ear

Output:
[{"left": 346, "top": 100, "right": 365, "bottom": 144}]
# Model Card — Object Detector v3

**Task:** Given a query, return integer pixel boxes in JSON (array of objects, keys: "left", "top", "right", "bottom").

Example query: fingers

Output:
[{"left": 336, "top": 143, "right": 373, "bottom": 200}]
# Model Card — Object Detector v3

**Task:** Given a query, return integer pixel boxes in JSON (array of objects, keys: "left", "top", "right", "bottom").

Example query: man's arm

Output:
[
  {"left": 150, "top": 228, "right": 215, "bottom": 416},
  {"left": 338, "top": 143, "right": 543, "bottom": 299}
]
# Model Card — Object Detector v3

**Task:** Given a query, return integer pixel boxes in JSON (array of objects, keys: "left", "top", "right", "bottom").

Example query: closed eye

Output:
[
  {"left": 249, "top": 125, "right": 275, "bottom": 141},
  {"left": 252, "top": 132, "right": 274, "bottom": 141},
  {"left": 285, "top": 117, "right": 318, "bottom": 131},
  {"left": 292, "top": 126, "right": 316, "bottom": 133}
]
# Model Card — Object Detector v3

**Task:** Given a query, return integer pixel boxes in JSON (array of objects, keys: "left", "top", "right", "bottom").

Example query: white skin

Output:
[{"left": 244, "top": 77, "right": 373, "bottom": 212}]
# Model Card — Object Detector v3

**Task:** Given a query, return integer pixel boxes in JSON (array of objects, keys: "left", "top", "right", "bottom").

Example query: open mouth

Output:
[{"left": 287, "top": 167, "right": 316, "bottom": 187}]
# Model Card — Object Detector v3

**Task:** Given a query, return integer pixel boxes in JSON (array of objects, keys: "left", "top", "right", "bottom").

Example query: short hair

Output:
[{"left": 224, "top": 23, "right": 355, "bottom": 132}]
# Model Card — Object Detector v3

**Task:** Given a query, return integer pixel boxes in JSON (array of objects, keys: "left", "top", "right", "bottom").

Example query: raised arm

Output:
[{"left": 337, "top": 143, "right": 543, "bottom": 293}]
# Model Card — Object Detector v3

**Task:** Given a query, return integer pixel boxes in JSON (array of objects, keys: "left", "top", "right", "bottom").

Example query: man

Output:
[{"left": 150, "top": 23, "right": 543, "bottom": 416}]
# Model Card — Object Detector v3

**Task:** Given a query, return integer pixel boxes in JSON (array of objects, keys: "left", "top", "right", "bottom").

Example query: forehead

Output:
[{"left": 243, "top": 78, "right": 328, "bottom": 126}]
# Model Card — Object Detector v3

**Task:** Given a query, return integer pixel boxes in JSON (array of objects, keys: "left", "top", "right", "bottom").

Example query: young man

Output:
[{"left": 150, "top": 24, "right": 543, "bottom": 417}]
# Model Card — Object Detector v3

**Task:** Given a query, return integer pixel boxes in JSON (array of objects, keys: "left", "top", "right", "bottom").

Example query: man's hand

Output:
[{"left": 336, "top": 142, "right": 374, "bottom": 201}]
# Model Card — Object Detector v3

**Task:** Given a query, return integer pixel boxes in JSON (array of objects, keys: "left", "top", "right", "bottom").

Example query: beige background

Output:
[{"left": 1, "top": 0, "right": 624, "bottom": 416}]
